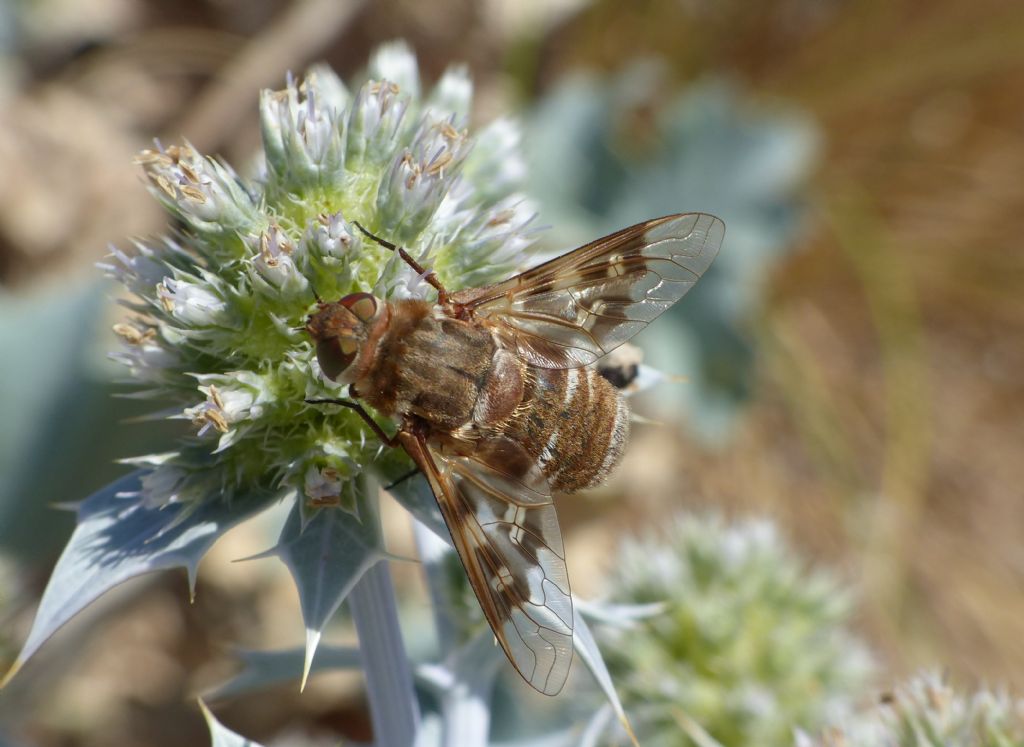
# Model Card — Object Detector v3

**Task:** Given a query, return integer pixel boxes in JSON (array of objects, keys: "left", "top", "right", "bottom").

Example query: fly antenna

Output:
[
  {"left": 352, "top": 221, "right": 450, "bottom": 303},
  {"left": 310, "top": 283, "right": 323, "bottom": 304},
  {"left": 352, "top": 221, "right": 398, "bottom": 252}
]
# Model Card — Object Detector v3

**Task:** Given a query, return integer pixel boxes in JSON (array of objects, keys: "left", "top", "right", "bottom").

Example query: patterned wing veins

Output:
[
  {"left": 398, "top": 430, "right": 574, "bottom": 695},
  {"left": 451, "top": 213, "right": 724, "bottom": 369}
]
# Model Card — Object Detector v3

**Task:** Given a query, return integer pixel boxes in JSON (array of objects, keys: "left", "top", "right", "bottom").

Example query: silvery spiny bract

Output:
[{"left": 102, "top": 42, "right": 540, "bottom": 515}]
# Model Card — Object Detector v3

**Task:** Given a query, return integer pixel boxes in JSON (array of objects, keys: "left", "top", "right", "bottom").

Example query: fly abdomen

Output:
[
  {"left": 503, "top": 367, "right": 629, "bottom": 493},
  {"left": 471, "top": 348, "right": 526, "bottom": 427}
]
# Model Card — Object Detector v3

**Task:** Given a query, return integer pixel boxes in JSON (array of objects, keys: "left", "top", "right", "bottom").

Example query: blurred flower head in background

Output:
[
  {"left": 601, "top": 513, "right": 874, "bottom": 746},
  {"left": 798, "top": 670, "right": 1024, "bottom": 746}
]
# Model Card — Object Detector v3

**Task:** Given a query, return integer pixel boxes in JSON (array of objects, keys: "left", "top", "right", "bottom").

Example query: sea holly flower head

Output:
[
  {"left": 108, "top": 41, "right": 540, "bottom": 514},
  {"left": 4, "top": 41, "right": 543, "bottom": 693}
]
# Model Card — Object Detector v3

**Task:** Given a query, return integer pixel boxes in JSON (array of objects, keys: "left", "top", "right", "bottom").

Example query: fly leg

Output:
[
  {"left": 383, "top": 468, "right": 420, "bottom": 490},
  {"left": 305, "top": 391, "right": 399, "bottom": 448},
  {"left": 305, "top": 395, "right": 424, "bottom": 489}
]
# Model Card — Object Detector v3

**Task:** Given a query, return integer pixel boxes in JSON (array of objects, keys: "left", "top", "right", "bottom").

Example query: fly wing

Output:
[
  {"left": 450, "top": 213, "right": 724, "bottom": 369},
  {"left": 398, "top": 429, "right": 574, "bottom": 695}
]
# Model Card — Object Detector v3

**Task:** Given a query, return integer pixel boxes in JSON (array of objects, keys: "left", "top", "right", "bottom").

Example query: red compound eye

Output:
[{"left": 316, "top": 338, "right": 356, "bottom": 381}]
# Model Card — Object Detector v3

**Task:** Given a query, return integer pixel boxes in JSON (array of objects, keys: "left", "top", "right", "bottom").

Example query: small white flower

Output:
[
  {"left": 304, "top": 64, "right": 350, "bottom": 114},
  {"left": 463, "top": 118, "right": 528, "bottom": 202},
  {"left": 367, "top": 41, "right": 421, "bottom": 101},
  {"left": 303, "top": 464, "right": 343, "bottom": 504},
  {"left": 373, "top": 249, "right": 436, "bottom": 301},
  {"left": 110, "top": 321, "right": 155, "bottom": 346},
  {"left": 300, "top": 211, "right": 359, "bottom": 261},
  {"left": 156, "top": 277, "right": 227, "bottom": 326},
  {"left": 185, "top": 385, "right": 235, "bottom": 436},
  {"left": 108, "top": 335, "right": 178, "bottom": 382},
  {"left": 442, "top": 195, "right": 540, "bottom": 282},
  {"left": 186, "top": 372, "right": 273, "bottom": 449},
  {"left": 346, "top": 78, "right": 410, "bottom": 169},
  {"left": 98, "top": 239, "right": 177, "bottom": 295},
  {"left": 376, "top": 115, "right": 472, "bottom": 243},
  {"left": 426, "top": 65, "right": 472, "bottom": 119},
  {"left": 248, "top": 225, "right": 309, "bottom": 298}
]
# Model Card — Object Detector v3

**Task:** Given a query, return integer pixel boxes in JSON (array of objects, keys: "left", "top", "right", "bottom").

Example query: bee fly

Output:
[{"left": 305, "top": 214, "right": 723, "bottom": 695}]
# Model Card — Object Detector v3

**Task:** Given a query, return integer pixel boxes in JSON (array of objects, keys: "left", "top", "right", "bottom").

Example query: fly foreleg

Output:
[{"left": 304, "top": 395, "right": 399, "bottom": 448}]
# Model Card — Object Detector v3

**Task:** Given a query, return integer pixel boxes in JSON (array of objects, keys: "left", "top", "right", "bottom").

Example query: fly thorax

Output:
[{"left": 382, "top": 309, "right": 496, "bottom": 430}]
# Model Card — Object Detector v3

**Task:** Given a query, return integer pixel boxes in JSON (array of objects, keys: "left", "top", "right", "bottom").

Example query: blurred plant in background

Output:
[
  {"left": 0, "top": 285, "right": 110, "bottom": 560},
  {"left": 599, "top": 514, "right": 873, "bottom": 747},
  {"left": 526, "top": 64, "right": 818, "bottom": 441},
  {"left": 797, "top": 670, "right": 1024, "bottom": 747}
]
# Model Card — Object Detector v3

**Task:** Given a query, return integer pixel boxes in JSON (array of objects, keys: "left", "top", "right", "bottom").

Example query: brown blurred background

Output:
[{"left": 0, "top": 0, "right": 1022, "bottom": 744}]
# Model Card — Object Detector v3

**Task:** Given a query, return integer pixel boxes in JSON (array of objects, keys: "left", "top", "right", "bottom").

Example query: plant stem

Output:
[
  {"left": 413, "top": 519, "right": 458, "bottom": 652},
  {"left": 414, "top": 520, "right": 498, "bottom": 747},
  {"left": 350, "top": 484, "right": 420, "bottom": 746}
]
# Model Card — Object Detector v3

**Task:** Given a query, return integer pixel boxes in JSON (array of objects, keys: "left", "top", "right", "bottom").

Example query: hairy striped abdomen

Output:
[{"left": 500, "top": 367, "right": 629, "bottom": 493}]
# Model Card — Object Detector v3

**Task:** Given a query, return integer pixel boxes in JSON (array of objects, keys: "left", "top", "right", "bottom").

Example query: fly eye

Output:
[
  {"left": 341, "top": 292, "right": 377, "bottom": 323},
  {"left": 316, "top": 339, "right": 356, "bottom": 381}
]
